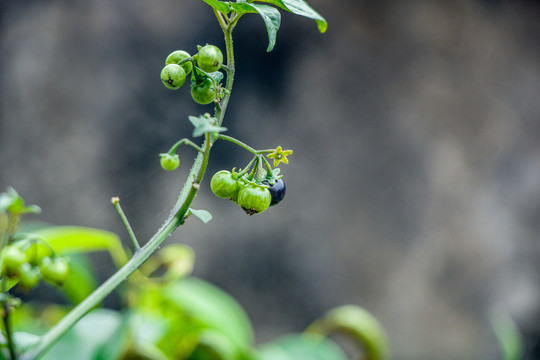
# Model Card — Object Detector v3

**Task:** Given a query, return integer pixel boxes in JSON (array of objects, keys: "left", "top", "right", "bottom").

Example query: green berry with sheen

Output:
[
  {"left": 210, "top": 171, "right": 239, "bottom": 199},
  {"left": 197, "top": 45, "right": 223, "bottom": 73},
  {"left": 237, "top": 185, "right": 271, "bottom": 215},
  {"left": 191, "top": 77, "right": 215, "bottom": 104},
  {"left": 165, "top": 50, "right": 193, "bottom": 75}
]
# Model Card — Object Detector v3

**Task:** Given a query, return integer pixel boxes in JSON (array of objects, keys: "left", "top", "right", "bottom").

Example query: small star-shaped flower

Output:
[{"left": 267, "top": 146, "right": 293, "bottom": 167}]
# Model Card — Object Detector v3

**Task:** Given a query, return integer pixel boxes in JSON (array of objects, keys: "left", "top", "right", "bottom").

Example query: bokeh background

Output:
[{"left": 1, "top": 0, "right": 540, "bottom": 358}]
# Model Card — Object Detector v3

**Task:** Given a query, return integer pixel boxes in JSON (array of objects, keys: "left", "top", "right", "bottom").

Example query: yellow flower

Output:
[{"left": 267, "top": 146, "right": 293, "bottom": 167}]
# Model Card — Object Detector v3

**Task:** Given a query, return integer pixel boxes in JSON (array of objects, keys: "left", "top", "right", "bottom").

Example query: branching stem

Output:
[{"left": 21, "top": 11, "right": 237, "bottom": 360}]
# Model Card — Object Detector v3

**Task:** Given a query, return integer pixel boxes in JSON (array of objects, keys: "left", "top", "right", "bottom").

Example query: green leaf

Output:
[
  {"left": 189, "top": 208, "right": 213, "bottom": 224},
  {"left": 20, "top": 205, "right": 42, "bottom": 215},
  {"left": 229, "top": 3, "right": 281, "bottom": 51},
  {"left": 258, "top": 334, "right": 348, "bottom": 360},
  {"left": 305, "top": 305, "right": 389, "bottom": 360},
  {"left": 164, "top": 277, "right": 255, "bottom": 347},
  {"left": 201, "top": 0, "right": 231, "bottom": 15},
  {"left": 42, "top": 309, "right": 125, "bottom": 360},
  {"left": 491, "top": 310, "right": 523, "bottom": 360},
  {"left": 189, "top": 115, "right": 227, "bottom": 137},
  {"left": 29, "top": 226, "right": 128, "bottom": 268},
  {"left": 255, "top": 0, "right": 327, "bottom": 33},
  {"left": 249, "top": 4, "right": 282, "bottom": 52},
  {"left": 207, "top": 70, "right": 224, "bottom": 84}
]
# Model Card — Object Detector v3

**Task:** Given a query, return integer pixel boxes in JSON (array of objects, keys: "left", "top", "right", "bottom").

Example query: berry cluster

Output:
[
  {"left": 160, "top": 45, "right": 224, "bottom": 105},
  {"left": 210, "top": 156, "right": 287, "bottom": 216},
  {"left": 3, "top": 242, "right": 69, "bottom": 289},
  {"left": 1, "top": 188, "right": 70, "bottom": 290}
]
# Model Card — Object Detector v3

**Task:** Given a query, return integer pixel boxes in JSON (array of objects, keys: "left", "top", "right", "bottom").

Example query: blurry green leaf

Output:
[
  {"left": 258, "top": 334, "right": 347, "bottom": 360},
  {"left": 42, "top": 309, "right": 125, "bottom": 360},
  {"left": 490, "top": 310, "right": 523, "bottom": 360},
  {"left": 201, "top": 0, "right": 231, "bottom": 15},
  {"left": 29, "top": 226, "right": 128, "bottom": 267},
  {"left": 189, "top": 208, "right": 213, "bottom": 224},
  {"left": 13, "top": 332, "right": 40, "bottom": 352},
  {"left": 60, "top": 254, "right": 98, "bottom": 304},
  {"left": 164, "top": 277, "right": 255, "bottom": 347},
  {"left": 305, "top": 305, "right": 389, "bottom": 360},
  {"left": 129, "top": 311, "right": 170, "bottom": 345},
  {"left": 187, "top": 330, "right": 237, "bottom": 360},
  {"left": 255, "top": 0, "right": 327, "bottom": 33},
  {"left": 20, "top": 205, "right": 41, "bottom": 215}
]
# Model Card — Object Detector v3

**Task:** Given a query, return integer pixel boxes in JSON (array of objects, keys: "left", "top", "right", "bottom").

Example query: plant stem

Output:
[
  {"left": 169, "top": 138, "right": 203, "bottom": 154},
  {"left": 218, "top": 135, "right": 257, "bottom": 154},
  {"left": 111, "top": 197, "right": 140, "bottom": 251},
  {"left": 21, "top": 13, "right": 237, "bottom": 360},
  {"left": 2, "top": 303, "right": 16, "bottom": 360}
]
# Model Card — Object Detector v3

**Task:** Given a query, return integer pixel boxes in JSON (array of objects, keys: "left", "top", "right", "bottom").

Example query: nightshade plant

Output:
[{"left": 0, "top": 1, "right": 391, "bottom": 360}]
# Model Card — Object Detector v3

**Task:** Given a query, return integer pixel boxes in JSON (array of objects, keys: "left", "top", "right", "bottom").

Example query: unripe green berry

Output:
[
  {"left": 210, "top": 171, "right": 239, "bottom": 199},
  {"left": 160, "top": 153, "right": 180, "bottom": 171},
  {"left": 165, "top": 50, "right": 193, "bottom": 75},
  {"left": 197, "top": 45, "right": 223, "bottom": 73},
  {"left": 238, "top": 185, "right": 271, "bottom": 215},
  {"left": 18, "top": 263, "right": 41, "bottom": 289},
  {"left": 161, "top": 64, "right": 186, "bottom": 90},
  {"left": 191, "top": 78, "right": 215, "bottom": 105},
  {"left": 3, "top": 246, "right": 27, "bottom": 275},
  {"left": 40, "top": 257, "right": 70, "bottom": 286}
]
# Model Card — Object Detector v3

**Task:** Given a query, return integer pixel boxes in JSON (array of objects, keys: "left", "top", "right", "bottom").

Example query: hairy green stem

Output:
[{"left": 21, "top": 13, "right": 237, "bottom": 360}]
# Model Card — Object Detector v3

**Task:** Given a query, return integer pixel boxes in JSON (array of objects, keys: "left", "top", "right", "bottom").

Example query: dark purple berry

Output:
[{"left": 264, "top": 178, "right": 286, "bottom": 206}]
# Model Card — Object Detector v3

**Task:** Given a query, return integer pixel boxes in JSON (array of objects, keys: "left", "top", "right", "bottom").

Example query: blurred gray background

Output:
[{"left": 1, "top": 0, "right": 540, "bottom": 359}]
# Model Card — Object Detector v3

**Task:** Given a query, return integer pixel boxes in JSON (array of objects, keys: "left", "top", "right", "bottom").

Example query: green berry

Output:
[
  {"left": 160, "top": 153, "right": 180, "bottom": 171},
  {"left": 161, "top": 64, "right": 186, "bottom": 90},
  {"left": 40, "top": 257, "right": 70, "bottom": 286},
  {"left": 165, "top": 50, "right": 193, "bottom": 75},
  {"left": 191, "top": 77, "right": 215, "bottom": 105},
  {"left": 197, "top": 45, "right": 223, "bottom": 73},
  {"left": 210, "top": 171, "right": 239, "bottom": 199},
  {"left": 3, "top": 246, "right": 27, "bottom": 275},
  {"left": 18, "top": 263, "right": 41, "bottom": 289},
  {"left": 237, "top": 185, "right": 271, "bottom": 215}
]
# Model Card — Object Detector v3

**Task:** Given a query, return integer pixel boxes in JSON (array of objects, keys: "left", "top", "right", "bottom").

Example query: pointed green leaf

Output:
[
  {"left": 250, "top": 4, "right": 281, "bottom": 52},
  {"left": 229, "top": 3, "right": 281, "bottom": 52},
  {"left": 189, "top": 115, "right": 227, "bottom": 137},
  {"left": 255, "top": 0, "right": 327, "bottom": 33},
  {"left": 189, "top": 208, "right": 213, "bottom": 224},
  {"left": 201, "top": 0, "right": 231, "bottom": 15}
]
